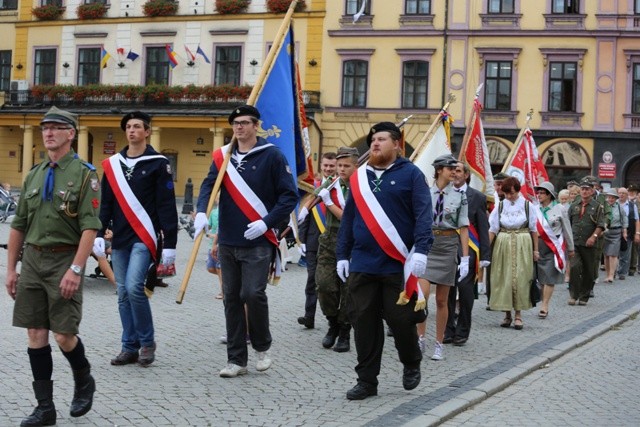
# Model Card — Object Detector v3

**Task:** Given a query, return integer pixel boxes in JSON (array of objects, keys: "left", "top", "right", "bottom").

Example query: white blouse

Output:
[{"left": 489, "top": 195, "right": 537, "bottom": 233}]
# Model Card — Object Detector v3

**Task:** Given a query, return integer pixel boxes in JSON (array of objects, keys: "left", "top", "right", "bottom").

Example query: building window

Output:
[
  {"left": 214, "top": 46, "right": 241, "bottom": 86},
  {"left": 548, "top": 62, "right": 577, "bottom": 112},
  {"left": 145, "top": 46, "right": 170, "bottom": 85},
  {"left": 552, "top": 0, "right": 579, "bottom": 14},
  {"left": 540, "top": 140, "right": 590, "bottom": 189},
  {"left": 0, "top": 51, "right": 11, "bottom": 92},
  {"left": 488, "top": 0, "right": 514, "bottom": 13},
  {"left": 41, "top": 0, "right": 62, "bottom": 5},
  {"left": 77, "top": 47, "right": 101, "bottom": 86},
  {"left": 636, "top": 0, "right": 640, "bottom": 14},
  {"left": 34, "top": 48, "right": 56, "bottom": 85},
  {"left": 0, "top": 0, "right": 18, "bottom": 10},
  {"left": 405, "top": 0, "right": 430, "bottom": 14},
  {"left": 402, "top": 61, "right": 428, "bottom": 108},
  {"left": 633, "top": 64, "right": 640, "bottom": 114},
  {"left": 345, "top": 0, "right": 370, "bottom": 15},
  {"left": 342, "top": 60, "right": 368, "bottom": 107},
  {"left": 484, "top": 61, "right": 512, "bottom": 110}
]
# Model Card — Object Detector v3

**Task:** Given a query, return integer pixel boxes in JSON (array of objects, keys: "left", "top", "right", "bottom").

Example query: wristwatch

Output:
[{"left": 69, "top": 264, "right": 82, "bottom": 276}]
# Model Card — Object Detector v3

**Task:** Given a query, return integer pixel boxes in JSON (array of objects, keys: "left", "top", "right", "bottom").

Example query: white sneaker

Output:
[
  {"left": 219, "top": 363, "right": 248, "bottom": 378},
  {"left": 256, "top": 351, "right": 272, "bottom": 372},
  {"left": 418, "top": 335, "right": 426, "bottom": 354},
  {"left": 431, "top": 341, "right": 444, "bottom": 361},
  {"left": 219, "top": 334, "right": 227, "bottom": 344}
]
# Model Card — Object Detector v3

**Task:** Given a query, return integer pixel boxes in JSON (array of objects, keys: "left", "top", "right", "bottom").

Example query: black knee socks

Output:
[
  {"left": 28, "top": 345, "right": 53, "bottom": 381},
  {"left": 61, "top": 337, "right": 89, "bottom": 371}
]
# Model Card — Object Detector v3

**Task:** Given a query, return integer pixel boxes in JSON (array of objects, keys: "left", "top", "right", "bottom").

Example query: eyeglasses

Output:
[
  {"left": 40, "top": 125, "right": 72, "bottom": 132},
  {"left": 232, "top": 120, "right": 253, "bottom": 127}
]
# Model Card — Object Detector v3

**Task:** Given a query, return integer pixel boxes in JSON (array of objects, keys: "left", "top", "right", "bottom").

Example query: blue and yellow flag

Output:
[
  {"left": 100, "top": 46, "right": 111, "bottom": 69},
  {"left": 254, "top": 26, "right": 306, "bottom": 184}
]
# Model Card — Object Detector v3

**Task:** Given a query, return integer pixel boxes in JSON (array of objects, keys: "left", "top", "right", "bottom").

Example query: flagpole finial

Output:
[
  {"left": 447, "top": 93, "right": 456, "bottom": 104},
  {"left": 474, "top": 83, "right": 484, "bottom": 98},
  {"left": 526, "top": 109, "right": 534, "bottom": 122}
]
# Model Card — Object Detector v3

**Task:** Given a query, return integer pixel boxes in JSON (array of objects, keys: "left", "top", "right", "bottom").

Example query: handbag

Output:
[{"left": 530, "top": 263, "right": 541, "bottom": 306}]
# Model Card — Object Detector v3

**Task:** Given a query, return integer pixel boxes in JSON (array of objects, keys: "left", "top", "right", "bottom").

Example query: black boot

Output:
[
  {"left": 322, "top": 317, "right": 340, "bottom": 348},
  {"left": 333, "top": 324, "right": 351, "bottom": 353},
  {"left": 69, "top": 365, "right": 95, "bottom": 417},
  {"left": 21, "top": 380, "right": 56, "bottom": 427}
]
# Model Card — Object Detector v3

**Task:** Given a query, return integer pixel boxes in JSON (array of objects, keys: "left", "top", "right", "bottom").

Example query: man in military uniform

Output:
[
  {"left": 5, "top": 106, "right": 101, "bottom": 426},
  {"left": 568, "top": 178, "right": 605, "bottom": 306}
]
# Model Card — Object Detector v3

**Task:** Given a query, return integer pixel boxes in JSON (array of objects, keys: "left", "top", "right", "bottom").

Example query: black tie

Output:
[{"left": 434, "top": 190, "right": 444, "bottom": 224}]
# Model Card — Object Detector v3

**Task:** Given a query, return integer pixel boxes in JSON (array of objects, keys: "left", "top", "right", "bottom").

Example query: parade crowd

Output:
[{"left": 5, "top": 105, "right": 640, "bottom": 425}]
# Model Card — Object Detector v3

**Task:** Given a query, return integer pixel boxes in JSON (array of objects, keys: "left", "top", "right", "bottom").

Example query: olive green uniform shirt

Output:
[
  {"left": 568, "top": 198, "right": 605, "bottom": 247},
  {"left": 12, "top": 150, "right": 102, "bottom": 246}
]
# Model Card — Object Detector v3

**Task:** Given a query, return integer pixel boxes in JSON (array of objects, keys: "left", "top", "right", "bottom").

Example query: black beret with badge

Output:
[
  {"left": 120, "top": 111, "right": 152, "bottom": 131},
  {"left": 366, "top": 122, "right": 401, "bottom": 146},
  {"left": 228, "top": 105, "right": 260, "bottom": 124}
]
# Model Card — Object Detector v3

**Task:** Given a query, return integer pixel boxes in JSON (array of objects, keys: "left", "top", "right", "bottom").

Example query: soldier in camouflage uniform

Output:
[
  {"left": 315, "top": 147, "right": 359, "bottom": 353},
  {"left": 568, "top": 177, "right": 605, "bottom": 306},
  {"left": 5, "top": 106, "right": 101, "bottom": 426}
]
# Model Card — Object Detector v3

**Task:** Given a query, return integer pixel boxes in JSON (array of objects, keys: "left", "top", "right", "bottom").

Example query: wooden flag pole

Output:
[
  {"left": 176, "top": 0, "right": 301, "bottom": 304},
  {"left": 409, "top": 93, "right": 455, "bottom": 163},
  {"left": 457, "top": 84, "right": 483, "bottom": 162},
  {"left": 500, "top": 109, "right": 534, "bottom": 174}
]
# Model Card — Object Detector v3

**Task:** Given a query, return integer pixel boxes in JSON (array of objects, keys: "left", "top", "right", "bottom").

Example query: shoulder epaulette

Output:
[
  {"left": 30, "top": 162, "right": 41, "bottom": 171},
  {"left": 81, "top": 160, "right": 97, "bottom": 171}
]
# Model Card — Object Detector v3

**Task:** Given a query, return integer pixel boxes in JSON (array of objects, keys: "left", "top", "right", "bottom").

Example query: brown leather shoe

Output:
[{"left": 110, "top": 351, "right": 138, "bottom": 366}]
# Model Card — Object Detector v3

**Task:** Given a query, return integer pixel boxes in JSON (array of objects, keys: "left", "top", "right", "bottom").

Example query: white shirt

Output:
[{"left": 488, "top": 195, "right": 537, "bottom": 233}]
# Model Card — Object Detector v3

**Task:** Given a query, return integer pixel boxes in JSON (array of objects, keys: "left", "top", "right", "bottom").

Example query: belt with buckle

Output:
[
  {"left": 433, "top": 229, "right": 458, "bottom": 236},
  {"left": 28, "top": 244, "right": 78, "bottom": 253}
]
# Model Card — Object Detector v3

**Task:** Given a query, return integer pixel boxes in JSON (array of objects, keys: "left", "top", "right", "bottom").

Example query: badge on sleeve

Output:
[
  {"left": 166, "top": 164, "right": 172, "bottom": 175},
  {"left": 91, "top": 179, "right": 99, "bottom": 192},
  {"left": 91, "top": 198, "right": 99, "bottom": 208}
]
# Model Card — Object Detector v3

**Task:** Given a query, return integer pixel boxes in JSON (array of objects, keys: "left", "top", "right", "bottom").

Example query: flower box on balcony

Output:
[
  {"left": 143, "top": 0, "right": 178, "bottom": 17},
  {"left": 266, "top": 0, "right": 305, "bottom": 13},
  {"left": 76, "top": 3, "right": 107, "bottom": 20},
  {"left": 32, "top": 4, "right": 65, "bottom": 20},
  {"left": 215, "top": 0, "right": 250, "bottom": 15}
]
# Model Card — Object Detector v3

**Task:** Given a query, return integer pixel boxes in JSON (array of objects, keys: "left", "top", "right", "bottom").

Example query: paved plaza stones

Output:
[{"left": 1, "top": 221, "right": 639, "bottom": 426}]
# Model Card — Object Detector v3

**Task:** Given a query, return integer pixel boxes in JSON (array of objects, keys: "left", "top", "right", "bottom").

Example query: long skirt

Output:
[
  {"left": 603, "top": 228, "right": 622, "bottom": 257},
  {"left": 489, "top": 229, "right": 533, "bottom": 311},
  {"left": 537, "top": 241, "right": 565, "bottom": 285},
  {"left": 421, "top": 233, "right": 460, "bottom": 286}
]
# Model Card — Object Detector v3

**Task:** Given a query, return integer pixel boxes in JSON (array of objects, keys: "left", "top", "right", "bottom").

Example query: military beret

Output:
[
  {"left": 493, "top": 172, "right": 510, "bottom": 181},
  {"left": 336, "top": 146, "right": 359, "bottom": 159},
  {"left": 579, "top": 177, "right": 594, "bottom": 188},
  {"left": 627, "top": 184, "right": 640, "bottom": 193},
  {"left": 228, "top": 105, "right": 260, "bottom": 124},
  {"left": 120, "top": 111, "right": 151, "bottom": 131},
  {"left": 366, "top": 122, "right": 401, "bottom": 147},
  {"left": 432, "top": 154, "right": 459, "bottom": 168},
  {"left": 41, "top": 106, "right": 78, "bottom": 129}
]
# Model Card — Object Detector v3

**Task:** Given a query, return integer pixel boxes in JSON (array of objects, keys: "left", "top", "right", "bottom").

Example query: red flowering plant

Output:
[
  {"left": 142, "top": 0, "right": 178, "bottom": 17},
  {"left": 266, "top": 0, "right": 306, "bottom": 13},
  {"left": 32, "top": 4, "right": 65, "bottom": 20},
  {"left": 215, "top": 0, "right": 251, "bottom": 14},
  {"left": 76, "top": 3, "right": 107, "bottom": 20}
]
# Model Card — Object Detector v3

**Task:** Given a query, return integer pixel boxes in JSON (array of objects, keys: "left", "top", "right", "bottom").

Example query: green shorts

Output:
[{"left": 13, "top": 245, "right": 83, "bottom": 334}]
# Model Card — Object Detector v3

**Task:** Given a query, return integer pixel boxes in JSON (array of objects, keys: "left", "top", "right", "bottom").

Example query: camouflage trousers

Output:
[{"left": 315, "top": 230, "right": 350, "bottom": 325}]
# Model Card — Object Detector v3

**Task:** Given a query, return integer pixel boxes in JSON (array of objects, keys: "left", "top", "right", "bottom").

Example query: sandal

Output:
[
  {"left": 538, "top": 310, "right": 548, "bottom": 319},
  {"left": 514, "top": 317, "right": 523, "bottom": 330},
  {"left": 500, "top": 315, "right": 512, "bottom": 328},
  {"left": 215, "top": 293, "right": 223, "bottom": 300}
]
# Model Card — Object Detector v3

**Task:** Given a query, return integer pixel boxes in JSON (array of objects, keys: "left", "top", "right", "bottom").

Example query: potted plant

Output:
[
  {"left": 142, "top": 0, "right": 178, "bottom": 17},
  {"left": 77, "top": 3, "right": 107, "bottom": 20},
  {"left": 266, "top": 0, "right": 305, "bottom": 13},
  {"left": 215, "top": 0, "right": 250, "bottom": 14},
  {"left": 32, "top": 4, "right": 65, "bottom": 20}
]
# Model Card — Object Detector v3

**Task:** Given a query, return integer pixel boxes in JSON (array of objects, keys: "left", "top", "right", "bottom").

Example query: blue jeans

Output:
[
  {"left": 112, "top": 242, "right": 155, "bottom": 352},
  {"left": 219, "top": 244, "right": 273, "bottom": 367}
]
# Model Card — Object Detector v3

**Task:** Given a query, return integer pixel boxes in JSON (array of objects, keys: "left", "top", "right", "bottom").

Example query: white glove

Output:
[
  {"left": 93, "top": 237, "right": 105, "bottom": 257},
  {"left": 299, "top": 243, "right": 306, "bottom": 257},
  {"left": 318, "top": 188, "right": 334, "bottom": 206},
  {"left": 297, "top": 207, "right": 309, "bottom": 222},
  {"left": 162, "top": 249, "right": 176, "bottom": 266},
  {"left": 458, "top": 256, "right": 470, "bottom": 280},
  {"left": 410, "top": 253, "right": 427, "bottom": 277},
  {"left": 337, "top": 260, "right": 350, "bottom": 282},
  {"left": 480, "top": 260, "right": 491, "bottom": 268},
  {"left": 193, "top": 212, "right": 209, "bottom": 238},
  {"left": 244, "top": 220, "right": 268, "bottom": 240}
]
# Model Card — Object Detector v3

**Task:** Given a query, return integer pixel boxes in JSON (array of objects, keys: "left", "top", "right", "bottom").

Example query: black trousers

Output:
[
  {"left": 303, "top": 249, "right": 318, "bottom": 319},
  {"left": 347, "top": 272, "right": 422, "bottom": 387},
  {"left": 445, "top": 251, "right": 477, "bottom": 340}
]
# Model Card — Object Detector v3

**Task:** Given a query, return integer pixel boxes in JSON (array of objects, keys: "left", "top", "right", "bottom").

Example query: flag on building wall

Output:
[
  {"left": 410, "top": 112, "right": 454, "bottom": 187},
  {"left": 184, "top": 45, "right": 196, "bottom": 62},
  {"left": 165, "top": 45, "right": 179, "bottom": 69},
  {"left": 126, "top": 50, "right": 139, "bottom": 62},
  {"left": 196, "top": 45, "right": 211, "bottom": 64},
  {"left": 100, "top": 46, "right": 111, "bottom": 69},
  {"left": 459, "top": 98, "right": 495, "bottom": 201},
  {"left": 254, "top": 26, "right": 307, "bottom": 184},
  {"left": 116, "top": 47, "right": 125, "bottom": 56}
]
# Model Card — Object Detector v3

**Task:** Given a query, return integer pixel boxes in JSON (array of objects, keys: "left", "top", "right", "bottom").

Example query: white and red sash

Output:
[
  {"left": 102, "top": 154, "right": 166, "bottom": 261},
  {"left": 350, "top": 165, "right": 424, "bottom": 304},
  {"left": 212, "top": 145, "right": 279, "bottom": 247},
  {"left": 329, "top": 178, "right": 346, "bottom": 209},
  {"left": 534, "top": 204, "right": 566, "bottom": 272}
]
